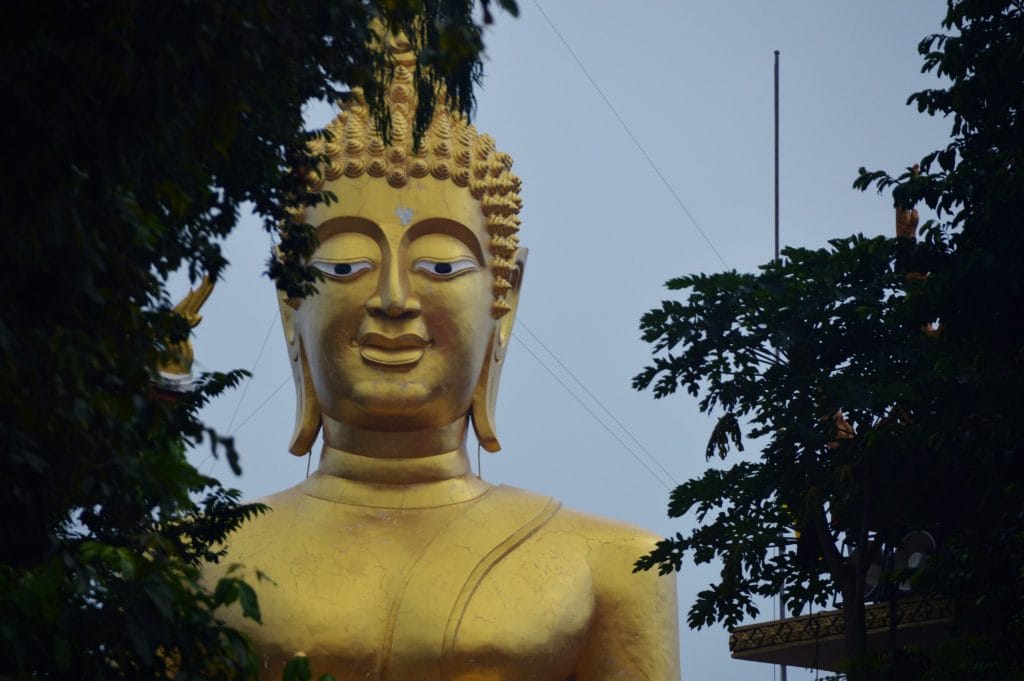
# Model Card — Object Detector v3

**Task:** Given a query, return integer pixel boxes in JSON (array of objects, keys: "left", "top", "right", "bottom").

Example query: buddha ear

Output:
[
  {"left": 278, "top": 290, "right": 322, "bottom": 455},
  {"left": 471, "top": 248, "right": 527, "bottom": 453}
]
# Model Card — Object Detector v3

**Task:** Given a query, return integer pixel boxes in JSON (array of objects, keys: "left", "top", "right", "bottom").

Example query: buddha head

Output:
[{"left": 278, "top": 39, "right": 524, "bottom": 458}]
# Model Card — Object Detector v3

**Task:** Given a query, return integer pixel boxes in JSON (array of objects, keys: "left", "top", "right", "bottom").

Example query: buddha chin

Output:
[
  {"left": 316, "top": 346, "right": 484, "bottom": 432},
  {"left": 348, "top": 378, "right": 457, "bottom": 426}
]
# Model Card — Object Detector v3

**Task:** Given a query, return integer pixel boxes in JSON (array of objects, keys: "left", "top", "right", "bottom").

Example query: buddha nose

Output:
[{"left": 366, "top": 259, "right": 420, "bottom": 319}]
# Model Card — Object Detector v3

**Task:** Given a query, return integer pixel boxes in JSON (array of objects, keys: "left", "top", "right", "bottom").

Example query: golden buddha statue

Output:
[{"left": 206, "top": 35, "right": 680, "bottom": 681}]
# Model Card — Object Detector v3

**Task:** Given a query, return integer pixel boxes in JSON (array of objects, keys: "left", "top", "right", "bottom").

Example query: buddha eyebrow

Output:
[
  {"left": 314, "top": 216, "right": 381, "bottom": 243},
  {"left": 406, "top": 218, "right": 486, "bottom": 265}
]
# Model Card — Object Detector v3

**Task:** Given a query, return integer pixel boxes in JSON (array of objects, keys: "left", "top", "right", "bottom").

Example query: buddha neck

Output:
[
  {"left": 302, "top": 416, "right": 490, "bottom": 508},
  {"left": 320, "top": 413, "right": 469, "bottom": 460},
  {"left": 318, "top": 445, "right": 472, "bottom": 484}
]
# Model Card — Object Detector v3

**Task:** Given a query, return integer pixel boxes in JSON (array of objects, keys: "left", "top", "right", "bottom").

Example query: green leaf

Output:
[
  {"left": 705, "top": 412, "right": 743, "bottom": 460},
  {"left": 237, "top": 580, "right": 262, "bottom": 624},
  {"left": 283, "top": 656, "right": 312, "bottom": 681}
]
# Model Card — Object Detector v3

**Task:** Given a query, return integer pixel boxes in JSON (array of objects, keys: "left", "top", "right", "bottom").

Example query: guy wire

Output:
[
  {"left": 518, "top": 319, "right": 677, "bottom": 485},
  {"left": 532, "top": 0, "right": 729, "bottom": 270},
  {"left": 512, "top": 333, "right": 672, "bottom": 491}
]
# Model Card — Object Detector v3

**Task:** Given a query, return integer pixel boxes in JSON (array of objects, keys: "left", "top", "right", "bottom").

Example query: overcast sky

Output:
[{"left": 182, "top": 2, "right": 953, "bottom": 678}]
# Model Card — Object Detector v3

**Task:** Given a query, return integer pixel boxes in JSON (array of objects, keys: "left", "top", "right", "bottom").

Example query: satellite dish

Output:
[
  {"left": 893, "top": 530, "right": 936, "bottom": 592},
  {"left": 861, "top": 547, "right": 892, "bottom": 602},
  {"left": 865, "top": 560, "right": 884, "bottom": 595}
]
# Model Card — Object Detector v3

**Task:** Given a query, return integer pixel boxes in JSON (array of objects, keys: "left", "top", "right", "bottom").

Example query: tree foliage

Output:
[
  {"left": 634, "top": 1, "right": 1024, "bottom": 677},
  {"left": 0, "top": 1, "right": 515, "bottom": 678},
  {"left": 634, "top": 238, "right": 938, "bottom": 649}
]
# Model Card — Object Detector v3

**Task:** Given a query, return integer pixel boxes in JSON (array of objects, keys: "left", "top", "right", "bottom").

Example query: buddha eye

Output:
[
  {"left": 413, "top": 258, "right": 478, "bottom": 279},
  {"left": 312, "top": 259, "right": 374, "bottom": 280}
]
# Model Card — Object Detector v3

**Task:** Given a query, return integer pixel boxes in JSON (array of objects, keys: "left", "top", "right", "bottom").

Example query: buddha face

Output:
[{"left": 291, "top": 175, "right": 499, "bottom": 432}]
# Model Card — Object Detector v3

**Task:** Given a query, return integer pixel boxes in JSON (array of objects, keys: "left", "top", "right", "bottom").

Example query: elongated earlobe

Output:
[
  {"left": 471, "top": 248, "right": 527, "bottom": 452},
  {"left": 278, "top": 292, "right": 322, "bottom": 455},
  {"left": 470, "top": 331, "right": 503, "bottom": 452}
]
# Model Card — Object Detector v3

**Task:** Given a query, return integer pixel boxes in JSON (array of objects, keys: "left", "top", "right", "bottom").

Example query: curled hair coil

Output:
[
  {"left": 451, "top": 168, "right": 470, "bottom": 187},
  {"left": 430, "top": 160, "right": 451, "bottom": 180},
  {"left": 387, "top": 147, "right": 406, "bottom": 164},
  {"left": 386, "top": 166, "right": 409, "bottom": 188},
  {"left": 308, "top": 137, "right": 327, "bottom": 156},
  {"left": 409, "top": 159, "right": 429, "bottom": 178},
  {"left": 323, "top": 162, "right": 343, "bottom": 182},
  {"left": 343, "top": 159, "right": 365, "bottom": 178}
]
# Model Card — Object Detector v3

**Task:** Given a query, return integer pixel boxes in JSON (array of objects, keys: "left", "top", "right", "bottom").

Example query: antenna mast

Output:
[{"left": 774, "top": 48, "right": 788, "bottom": 681}]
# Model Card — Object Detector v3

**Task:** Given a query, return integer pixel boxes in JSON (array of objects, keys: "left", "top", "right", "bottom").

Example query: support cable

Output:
[
  {"left": 225, "top": 311, "right": 279, "bottom": 434},
  {"left": 531, "top": 0, "right": 729, "bottom": 269},
  {"left": 228, "top": 375, "right": 291, "bottom": 438},
  {"left": 204, "top": 374, "right": 291, "bottom": 475},
  {"left": 518, "top": 319, "right": 678, "bottom": 485},
  {"left": 512, "top": 333, "right": 672, "bottom": 491},
  {"left": 199, "top": 310, "right": 279, "bottom": 473}
]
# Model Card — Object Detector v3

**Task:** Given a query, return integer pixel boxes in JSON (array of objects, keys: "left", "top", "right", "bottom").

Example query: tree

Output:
[
  {"left": 0, "top": 1, "right": 516, "bottom": 678},
  {"left": 633, "top": 1, "right": 1023, "bottom": 678}
]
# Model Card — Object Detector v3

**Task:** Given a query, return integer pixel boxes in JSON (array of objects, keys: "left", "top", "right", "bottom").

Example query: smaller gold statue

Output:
[
  {"left": 206, "top": 33, "right": 680, "bottom": 680},
  {"left": 156, "top": 276, "right": 214, "bottom": 394}
]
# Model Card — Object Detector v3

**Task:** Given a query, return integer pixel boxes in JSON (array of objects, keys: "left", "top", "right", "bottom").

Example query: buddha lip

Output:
[
  {"left": 357, "top": 333, "right": 430, "bottom": 366},
  {"left": 357, "top": 332, "right": 430, "bottom": 351}
]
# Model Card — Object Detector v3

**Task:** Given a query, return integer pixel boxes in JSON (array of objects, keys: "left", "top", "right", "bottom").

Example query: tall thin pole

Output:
[
  {"left": 774, "top": 50, "right": 780, "bottom": 264},
  {"left": 774, "top": 48, "right": 788, "bottom": 681}
]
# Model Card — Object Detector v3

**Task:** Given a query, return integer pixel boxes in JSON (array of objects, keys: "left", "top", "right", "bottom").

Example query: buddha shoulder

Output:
[
  {"left": 502, "top": 489, "right": 681, "bottom": 679},
  {"left": 542, "top": 497, "right": 671, "bottom": 596}
]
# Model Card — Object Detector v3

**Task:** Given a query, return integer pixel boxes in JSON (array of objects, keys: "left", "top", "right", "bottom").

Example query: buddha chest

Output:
[{"left": 220, "top": 486, "right": 595, "bottom": 681}]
